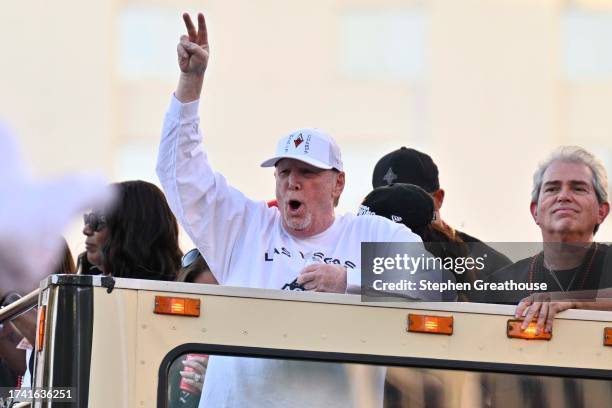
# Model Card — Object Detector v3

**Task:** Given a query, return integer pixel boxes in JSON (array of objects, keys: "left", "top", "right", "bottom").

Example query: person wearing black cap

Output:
[
  {"left": 359, "top": 183, "right": 477, "bottom": 300},
  {"left": 372, "top": 148, "right": 441, "bottom": 194},
  {"left": 372, "top": 147, "right": 512, "bottom": 283},
  {"left": 359, "top": 183, "right": 435, "bottom": 237}
]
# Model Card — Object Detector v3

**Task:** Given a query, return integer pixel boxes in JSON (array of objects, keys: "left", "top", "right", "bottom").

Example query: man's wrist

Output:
[
  {"left": 176, "top": 72, "right": 205, "bottom": 103},
  {"left": 180, "top": 71, "right": 205, "bottom": 82}
]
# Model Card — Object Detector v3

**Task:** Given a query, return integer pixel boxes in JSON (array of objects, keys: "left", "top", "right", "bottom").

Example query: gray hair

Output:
[{"left": 531, "top": 146, "right": 609, "bottom": 205}]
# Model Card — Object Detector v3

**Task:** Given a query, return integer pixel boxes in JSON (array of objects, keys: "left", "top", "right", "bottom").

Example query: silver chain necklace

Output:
[{"left": 545, "top": 262, "right": 578, "bottom": 292}]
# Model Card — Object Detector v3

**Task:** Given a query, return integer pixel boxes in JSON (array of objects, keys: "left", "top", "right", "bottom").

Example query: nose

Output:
[
  {"left": 287, "top": 173, "right": 302, "bottom": 191},
  {"left": 556, "top": 185, "right": 573, "bottom": 202},
  {"left": 83, "top": 223, "right": 93, "bottom": 236}
]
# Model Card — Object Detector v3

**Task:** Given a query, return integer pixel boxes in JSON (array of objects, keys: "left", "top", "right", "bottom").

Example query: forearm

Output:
[
  {"left": 553, "top": 289, "right": 612, "bottom": 311},
  {"left": 157, "top": 95, "right": 259, "bottom": 284},
  {"left": 157, "top": 96, "right": 214, "bottom": 232},
  {"left": 175, "top": 72, "right": 204, "bottom": 103},
  {"left": 572, "top": 299, "right": 612, "bottom": 311}
]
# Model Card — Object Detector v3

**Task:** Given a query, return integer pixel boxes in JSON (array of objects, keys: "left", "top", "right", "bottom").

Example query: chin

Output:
[
  {"left": 86, "top": 253, "right": 102, "bottom": 268},
  {"left": 549, "top": 223, "right": 594, "bottom": 240},
  {"left": 284, "top": 215, "right": 312, "bottom": 232},
  {"left": 557, "top": 221, "right": 580, "bottom": 231},
  {"left": 286, "top": 221, "right": 310, "bottom": 231}
]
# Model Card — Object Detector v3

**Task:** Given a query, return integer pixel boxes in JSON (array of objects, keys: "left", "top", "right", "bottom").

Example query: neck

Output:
[
  {"left": 433, "top": 218, "right": 455, "bottom": 238},
  {"left": 542, "top": 240, "right": 593, "bottom": 270},
  {"left": 434, "top": 210, "right": 442, "bottom": 223},
  {"left": 541, "top": 229, "right": 594, "bottom": 244}
]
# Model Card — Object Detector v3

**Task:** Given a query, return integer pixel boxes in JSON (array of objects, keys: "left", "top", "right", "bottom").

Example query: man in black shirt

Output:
[
  {"left": 372, "top": 147, "right": 512, "bottom": 285},
  {"left": 489, "top": 146, "right": 611, "bottom": 334}
]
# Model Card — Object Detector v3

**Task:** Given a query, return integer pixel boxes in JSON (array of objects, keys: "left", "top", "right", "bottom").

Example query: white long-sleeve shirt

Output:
[
  {"left": 156, "top": 96, "right": 445, "bottom": 408},
  {"left": 156, "top": 96, "right": 429, "bottom": 292}
]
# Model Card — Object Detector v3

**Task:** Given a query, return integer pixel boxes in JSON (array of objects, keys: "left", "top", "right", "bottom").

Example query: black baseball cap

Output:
[
  {"left": 372, "top": 147, "right": 440, "bottom": 192},
  {"left": 358, "top": 183, "right": 435, "bottom": 231}
]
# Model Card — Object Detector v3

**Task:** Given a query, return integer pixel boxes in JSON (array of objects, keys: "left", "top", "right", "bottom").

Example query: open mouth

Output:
[{"left": 288, "top": 200, "right": 303, "bottom": 211}]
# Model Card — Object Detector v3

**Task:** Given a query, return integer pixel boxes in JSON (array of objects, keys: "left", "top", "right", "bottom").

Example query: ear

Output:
[
  {"left": 333, "top": 171, "right": 345, "bottom": 200},
  {"left": 530, "top": 201, "right": 539, "bottom": 224},
  {"left": 597, "top": 202, "right": 610, "bottom": 225},
  {"left": 430, "top": 189, "right": 445, "bottom": 211}
]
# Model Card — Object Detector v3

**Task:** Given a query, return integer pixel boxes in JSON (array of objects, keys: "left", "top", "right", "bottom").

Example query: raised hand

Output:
[
  {"left": 178, "top": 13, "right": 209, "bottom": 75},
  {"left": 175, "top": 13, "right": 209, "bottom": 103}
]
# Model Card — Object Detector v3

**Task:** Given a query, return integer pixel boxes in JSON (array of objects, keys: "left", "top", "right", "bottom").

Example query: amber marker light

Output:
[
  {"left": 604, "top": 328, "right": 612, "bottom": 347},
  {"left": 507, "top": 320, "right": 552, "bottom": 340},
  {"left": 154, "top": 296, "right": 200, "bottom": 317},
  {"left": 37, "top": 305, "right": 46, "bottom": 352},
  {"left": 407, "top": 314, "right": 453, "bottom": 335}
]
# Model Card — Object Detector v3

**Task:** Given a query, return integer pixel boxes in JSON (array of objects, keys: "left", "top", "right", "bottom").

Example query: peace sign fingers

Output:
[
  {"left": 183, "top": 13, "right": 208, "bottom": 47},
  {"left": 183, "top": 13, "right": 198, "bottom": 43}
]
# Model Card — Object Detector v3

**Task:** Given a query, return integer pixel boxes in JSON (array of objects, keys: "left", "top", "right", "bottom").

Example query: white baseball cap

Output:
[{"left": 260, "top": 128, "right": 343, "bottom": 171}]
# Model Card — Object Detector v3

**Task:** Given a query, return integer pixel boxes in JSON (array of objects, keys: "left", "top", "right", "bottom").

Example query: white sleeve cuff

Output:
[{"left": 168, "top": 94, "right": 201, "bottom": 122}]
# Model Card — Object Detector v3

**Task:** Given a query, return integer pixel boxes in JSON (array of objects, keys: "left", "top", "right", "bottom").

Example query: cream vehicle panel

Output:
[{"left": 1, "top": 274, "right": 611, "bottom": 407}]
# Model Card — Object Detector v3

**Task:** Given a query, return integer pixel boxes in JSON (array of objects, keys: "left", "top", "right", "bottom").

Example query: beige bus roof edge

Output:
[{"left": 43, "top": 275, "right": 612, "bottom": 322}]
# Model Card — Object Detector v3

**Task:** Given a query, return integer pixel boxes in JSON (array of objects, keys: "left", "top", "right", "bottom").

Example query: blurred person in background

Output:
[
  {"left": 6, "top": 238, "right": 76, "bottom": 345},
  {"left": 79, "top": 180, "right": 182, "bottom": 281},
  {"left": 55, "top": 239, "right": 76, "bottom": 276},
  {"left": 0, "top": 238, "right": 76, "bottom": 389},
  {"left": 0, "top": 293, "right": 23, "bottom": 390},
  {"left": 0, "top": 122, "right": 111, "bottom": 295},
  {"left": 372, "top": 147, "right": 512, "bottom": 281},
  {"left": 0, "top": 110, "right": 109, "bottom": 400}
]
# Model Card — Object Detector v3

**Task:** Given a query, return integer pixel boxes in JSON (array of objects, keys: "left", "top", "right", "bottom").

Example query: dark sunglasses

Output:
[
  {"left": 182, "top": 248, "right": 202, "bottom": 268},
  {"left": 83, "top": 212, "right": 107, "bottom": 232}
]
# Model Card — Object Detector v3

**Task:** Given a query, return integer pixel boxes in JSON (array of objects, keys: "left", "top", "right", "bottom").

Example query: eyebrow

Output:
[{"left": 542, "top": 180, "right": 590, "bottom": 187}]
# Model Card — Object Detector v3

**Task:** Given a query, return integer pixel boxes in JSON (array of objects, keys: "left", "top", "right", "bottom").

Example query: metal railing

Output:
[{"left": 0, "top": 289, "right": 39, "bottom": 324}]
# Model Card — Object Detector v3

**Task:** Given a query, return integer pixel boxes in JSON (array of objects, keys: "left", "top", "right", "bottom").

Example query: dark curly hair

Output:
[{"left": 101, "top": 180, "right": 182, "bottom": 281}]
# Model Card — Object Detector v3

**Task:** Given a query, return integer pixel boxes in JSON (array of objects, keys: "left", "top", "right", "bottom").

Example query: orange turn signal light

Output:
[
  {"left": 154, "top": 296, "right": 200, "bottom": 317},
  {"left": 507, "top": 320, "right": 552, "bottom": 340},
  {"left": 604, "top": 327, "right": 612, "bottom": 347},
  {"left": 37, "top": 305, "right": 46, "bottom": 352},
  {"left": 407, "top": 314, "right": 453, "bottom": 335}
]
